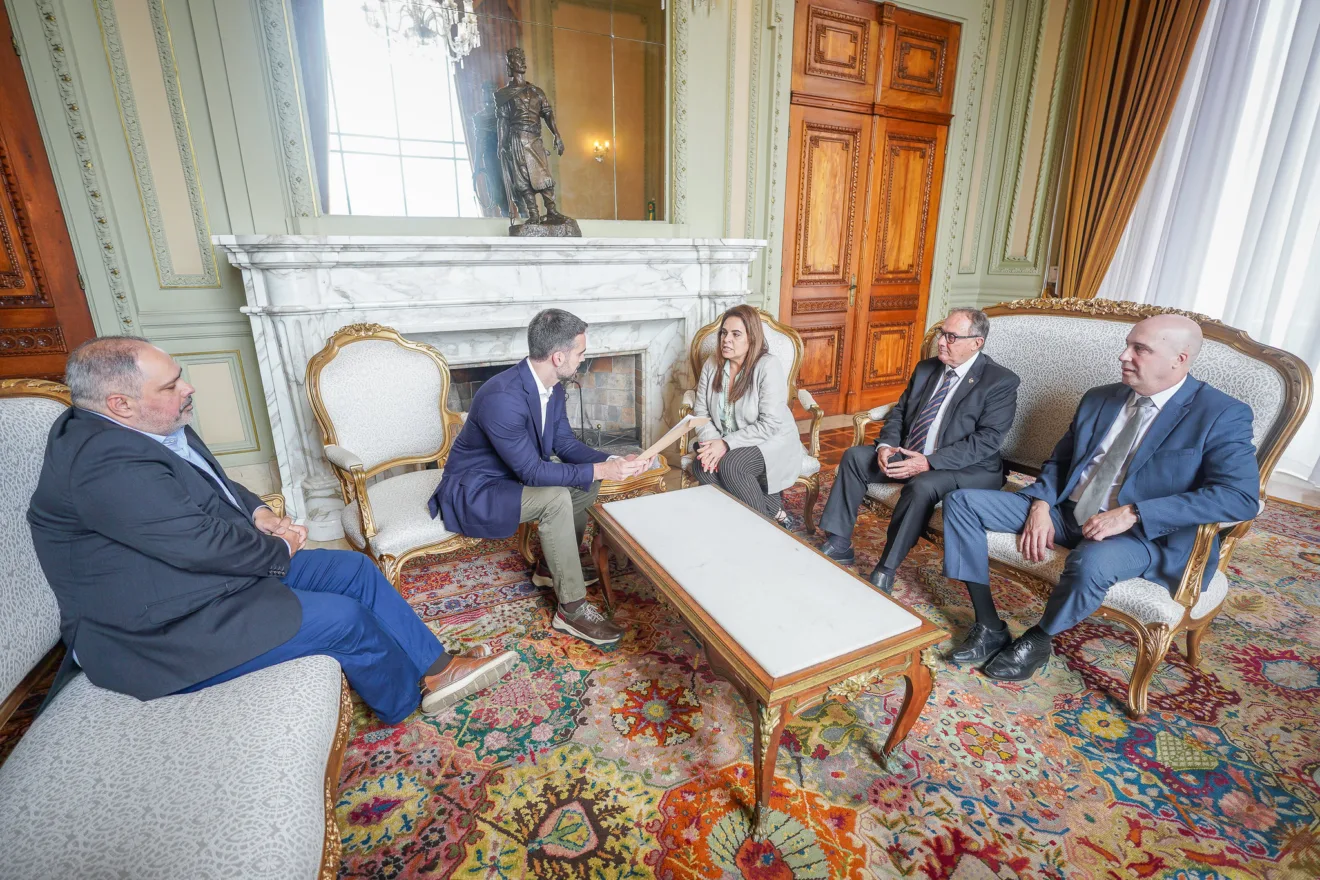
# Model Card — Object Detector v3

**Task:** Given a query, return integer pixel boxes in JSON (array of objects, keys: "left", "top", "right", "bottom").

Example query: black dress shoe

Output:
[
  {"left": 983, "top": 629, "right": 1053, "bottom": 681},
  {"left": 868, "top": 566, "right": 895, "bottom": 594},
  {"left": 820, "top": 537, "right": 855, "bottom": 565},
  {"left": 949, "top": 622, "right": 1012, "bottom": 664}
]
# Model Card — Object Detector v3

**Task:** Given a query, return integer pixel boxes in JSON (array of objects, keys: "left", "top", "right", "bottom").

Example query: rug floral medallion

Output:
[{"left": 331, "top": 472, "right": 1320, "bottom": 879}]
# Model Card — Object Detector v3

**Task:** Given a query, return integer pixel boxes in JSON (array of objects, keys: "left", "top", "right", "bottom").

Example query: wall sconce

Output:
[{"left": 593, "top": 140, "right": 610, "bottom": 163}]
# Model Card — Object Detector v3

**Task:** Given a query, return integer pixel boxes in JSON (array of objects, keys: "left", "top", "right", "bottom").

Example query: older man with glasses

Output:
[{"left": 819, "top": 308, "right": 1020, "bottom": 594}]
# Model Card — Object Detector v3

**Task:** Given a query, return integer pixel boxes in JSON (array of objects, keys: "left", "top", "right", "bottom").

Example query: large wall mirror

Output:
[{"left": 290, "top": 0, "right": 667, "bottom": 221}]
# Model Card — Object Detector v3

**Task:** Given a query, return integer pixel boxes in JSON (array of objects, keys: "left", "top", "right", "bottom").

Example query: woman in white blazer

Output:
[{"left": 692, "top": 305, "right": 805, "bottom": 529}]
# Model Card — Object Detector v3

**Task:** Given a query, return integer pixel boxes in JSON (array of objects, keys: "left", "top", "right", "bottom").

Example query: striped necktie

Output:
[{"left": 906, "top": 368, "right": 958, "bottom": 452}]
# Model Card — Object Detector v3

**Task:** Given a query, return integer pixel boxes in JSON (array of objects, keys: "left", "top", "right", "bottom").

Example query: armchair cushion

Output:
[
  {"left": 0, "top": 657, "right": 342, "bottom": 880},
  {"left": 342, "top": 469, "right": 458, "bottom": 556},
  {"left": 981, "top": 531, "right": 1230, "bottom": 628}
]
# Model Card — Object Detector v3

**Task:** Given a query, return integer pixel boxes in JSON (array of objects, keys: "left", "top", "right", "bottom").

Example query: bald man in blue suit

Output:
[{"left": 941, "top": 315, "right": 1260, "bottom": 681}]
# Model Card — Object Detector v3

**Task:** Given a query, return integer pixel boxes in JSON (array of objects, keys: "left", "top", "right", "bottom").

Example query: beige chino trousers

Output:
[{"left": 519, "top": 480, "right": 600, "bottom": 604}]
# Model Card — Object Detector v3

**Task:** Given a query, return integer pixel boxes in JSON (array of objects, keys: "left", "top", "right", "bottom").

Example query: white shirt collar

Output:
[
  {"left": 1137, "top": 375, "right": 1187, "bottom": 411},
  {"left": 945, "top": 350, "right": 980, "bottom": 380},
  {"left": 528, "top": 360, "right": 555, "bottom": 400}
]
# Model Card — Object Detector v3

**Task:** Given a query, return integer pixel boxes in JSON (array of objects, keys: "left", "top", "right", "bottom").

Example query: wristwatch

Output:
[{"left": 1132, "top": 506, "right": 1141, "bottom": 523}]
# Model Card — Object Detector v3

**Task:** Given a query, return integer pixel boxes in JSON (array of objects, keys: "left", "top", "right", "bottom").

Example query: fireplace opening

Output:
[{"left": 447, "top": 355, "right": 643, "bottom": 454}]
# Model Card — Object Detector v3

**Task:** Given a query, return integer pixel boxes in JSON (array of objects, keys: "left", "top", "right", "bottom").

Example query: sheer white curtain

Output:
[{"left": 1097, "top": 0, "right": 1320, "bottom": 485}]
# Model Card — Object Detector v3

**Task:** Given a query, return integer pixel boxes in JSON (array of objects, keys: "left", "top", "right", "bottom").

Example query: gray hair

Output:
[
  {"left": 528, "top": 309, "right": 587, "bottom": 360},
  {"left": 65, "top": 336, "right": 152, "bottom": 411},
  {"left": 947, "top": 308, "right": 990, "bottom": 341}
]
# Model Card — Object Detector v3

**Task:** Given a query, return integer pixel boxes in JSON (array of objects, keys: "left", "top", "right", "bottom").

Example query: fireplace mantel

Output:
[{"left": 215, "top": 235, "right": 766, "bottom": 540}]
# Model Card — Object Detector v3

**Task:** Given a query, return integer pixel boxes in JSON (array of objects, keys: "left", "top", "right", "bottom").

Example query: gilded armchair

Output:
[
  {"left": 678, "top": 308, "right": 825, "bottom": 533},
  {"left": 849, "top": 298, "right": 1312, "bottom": 717},
  {"left": 305, "top": 323, "right": 478, "bottom": 588}
]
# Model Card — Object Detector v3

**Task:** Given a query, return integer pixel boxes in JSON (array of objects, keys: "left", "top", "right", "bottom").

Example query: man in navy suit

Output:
[
  {"left": 431, "top": 309, "right": 650, "bottom": 648},
  {"left": 941, "top": 315, "right": 1260, "bottom": 681},
  {"left": 28, "top": 337, "right": 515, "bottom": 725}
]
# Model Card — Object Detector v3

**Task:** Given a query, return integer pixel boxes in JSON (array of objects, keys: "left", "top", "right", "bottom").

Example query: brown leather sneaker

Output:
[
  {"left": 531, "top": 558, "right": 600, "bottom": 588},
  {"left": 552, "top": 601, "right": 624, "bottom": 647},
  {"left": 420, "top": 646, "right": 517, "bottom": 715}
]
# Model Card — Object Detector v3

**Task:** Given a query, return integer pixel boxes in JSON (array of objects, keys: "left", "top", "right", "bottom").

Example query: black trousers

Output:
[
  {"left": 820, "top": 445, "right": 1003, "bottom": 570},
  {"left": 694, "top": 444, "right": 783, "bottom": 518}
]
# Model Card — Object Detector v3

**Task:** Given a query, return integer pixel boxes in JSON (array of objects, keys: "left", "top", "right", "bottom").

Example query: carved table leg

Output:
[
  {"left": 880, "top": 649, "right": 933, "bottom": 770},
  {"left": 751, "top": 701, "right": 787, "bottom": 840},
  {"left": 704, "top": 641, "right": 787, "bottom": 840},
  {"left": 590, "top": 522, "right": 616, "bottom": 613}
]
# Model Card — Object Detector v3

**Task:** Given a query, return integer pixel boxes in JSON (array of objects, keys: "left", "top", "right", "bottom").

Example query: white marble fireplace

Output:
[{"left": 214, "top": 236, "right": 765, "bottom": 540}]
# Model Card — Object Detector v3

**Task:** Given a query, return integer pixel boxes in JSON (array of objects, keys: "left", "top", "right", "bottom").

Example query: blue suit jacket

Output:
[
  {"left": 1018, "top": 377, "right": 1260, "bottom": 592},
  {"left": 429, "top": 359, "right": 609, "bottom": 539}
]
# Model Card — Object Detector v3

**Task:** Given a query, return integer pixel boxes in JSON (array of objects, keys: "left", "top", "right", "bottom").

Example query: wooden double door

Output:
[{"left": 780, "top": 0, "right": 959, "bottom": 414}]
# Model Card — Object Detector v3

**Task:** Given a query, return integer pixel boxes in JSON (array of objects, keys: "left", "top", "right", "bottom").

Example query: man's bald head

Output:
[{"left": 1119, "top": 314, "right": 1203, "bottom": 395}]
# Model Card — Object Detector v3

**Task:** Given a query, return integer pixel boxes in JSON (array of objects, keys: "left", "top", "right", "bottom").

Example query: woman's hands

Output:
[{"left": 696, "top": 438, "right": 729, "bottom": 472}]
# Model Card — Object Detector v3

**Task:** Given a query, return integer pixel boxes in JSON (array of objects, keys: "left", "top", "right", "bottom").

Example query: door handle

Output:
[{"left": 848, "top": 274, "right": 857, "bottom": 308}]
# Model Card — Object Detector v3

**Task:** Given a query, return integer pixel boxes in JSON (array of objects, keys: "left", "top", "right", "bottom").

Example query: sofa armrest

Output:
[
  {"left": 851, "top": 404, "right": 894, "bottom": 447},
  {"left": 1171, "top": 521, "right": 1227, "bottom": 609},
  {"left": 797, "top": 388, "right": 825, "bottom": 458}
]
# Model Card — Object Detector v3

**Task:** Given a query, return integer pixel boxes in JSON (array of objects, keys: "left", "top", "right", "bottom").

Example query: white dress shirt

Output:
[
  {"left": 918, "top": 351, "right": 980, "bottom": 455},
  {"left": 529, "top": 360, "right": 555, "bottom": 432},
  {"left": 1068, "top": 377, "right": 1187, "bottom": 512}
]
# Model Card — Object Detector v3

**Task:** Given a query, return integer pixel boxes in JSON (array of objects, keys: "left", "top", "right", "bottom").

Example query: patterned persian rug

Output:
[{"left": 330, "top": 471, "right": 1320, "bottom": 879}]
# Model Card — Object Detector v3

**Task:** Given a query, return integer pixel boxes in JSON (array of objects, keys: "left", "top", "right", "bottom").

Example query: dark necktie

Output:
[{"left": 906, "top": 368, "right": 958, "bottom": 452}]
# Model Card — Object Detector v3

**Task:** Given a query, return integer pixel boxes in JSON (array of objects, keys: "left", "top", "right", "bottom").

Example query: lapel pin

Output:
[{"left": 968, "top": 377, "right": 975, "bottom": 384}]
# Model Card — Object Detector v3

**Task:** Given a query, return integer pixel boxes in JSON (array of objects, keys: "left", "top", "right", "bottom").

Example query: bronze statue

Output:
[{"left": 495, "top": 48, "right": 580, "bottom": 236}]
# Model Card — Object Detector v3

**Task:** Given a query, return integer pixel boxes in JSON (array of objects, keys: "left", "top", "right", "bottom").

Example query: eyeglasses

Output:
[{"left": 938, "top": 331, "right": 983, "bottom": 344}]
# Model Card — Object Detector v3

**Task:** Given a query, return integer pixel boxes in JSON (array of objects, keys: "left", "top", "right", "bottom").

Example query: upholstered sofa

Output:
[
  {"left": 850, "top": 298, "right": 1311, "bottom": 717},
  {"left": 0, "top": 380, "right": 350, "bottom": 880}
]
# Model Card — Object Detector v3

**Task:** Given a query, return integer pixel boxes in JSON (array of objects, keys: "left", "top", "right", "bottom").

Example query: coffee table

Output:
[{"left": 588, "top": 485, "right": 947, "bottom": 837}]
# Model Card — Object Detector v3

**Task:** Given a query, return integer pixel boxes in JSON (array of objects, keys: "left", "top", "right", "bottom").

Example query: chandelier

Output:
[{"left": 361, "top": 0, "right": 482, "bottom": 63}]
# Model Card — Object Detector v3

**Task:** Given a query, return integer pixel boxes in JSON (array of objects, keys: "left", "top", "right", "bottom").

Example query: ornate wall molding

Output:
[
  {"left": 96, "top": 0, "right": 219, "bottom": 288},
  {"left": 988, "top": 0, "right": 1079, "bottom": 275},
  {"left": 959, "top": 0, "right": 1013, "bottom": 274},
  {"left": 759, "top": 0, "right": 793, "bottom": 309},
  {"left": 672, "top": 0, "right": 691, "bottom": 224},
  {"left": 743, "top": 0, "right": 764, "bottom": 241},
  {"left": 253, "top": 0, "right": 317, "bottom": 219},
  {"left": 725, "top": 0, "right": 739, "bottom": 233},
  {"left": 930, "top": 0, "right": 994, "bottom": 323},
  {"left": 34, "top": 0, "right": 136, "bottom": 331}
]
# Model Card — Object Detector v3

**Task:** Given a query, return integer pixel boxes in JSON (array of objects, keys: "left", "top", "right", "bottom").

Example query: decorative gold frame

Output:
[
  {"left": 305, "top": 323, "right": 483, "bottom": 587},
  {"left": 849, "top": 298, "right": 1313, "bottom": 718},
  {"left": 0, "top": 379, "right": 349, "bottom": 879},
  {"left": 677, "top": 309, "right": 826, "bottom": 532}
]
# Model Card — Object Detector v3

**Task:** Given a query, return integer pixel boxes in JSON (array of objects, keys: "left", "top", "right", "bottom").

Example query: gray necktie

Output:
[{"left": 1073, "top": 396, "right": 1154, "bottom": 525}]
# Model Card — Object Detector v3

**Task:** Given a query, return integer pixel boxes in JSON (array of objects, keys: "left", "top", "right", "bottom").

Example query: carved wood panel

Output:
[
  {"left": 793, "top": 298, "right": 849, "bottom": 314},
  {"left": 873, "top": 132, "right": 937, "bottom": 284},
  {"left": 795, "top": 121, "right": 863, "bottom": 285},
  {"left": 798, "top": 324, "right": 846, "bottom": 394},
  {"left": 0, "top": 2, "right": 95, "bottom": 379},
  {"left": 862, "top": 322, "right": 911, "bottom": 388},
  {"left": 877, "top": 4, "right": 960, "bottom": 115},
  {"left": 792, "top": 0, "right": 879, "bottom": 105},
  {"left": 805, "top": 6, "right": 871, "bottom": 84}
]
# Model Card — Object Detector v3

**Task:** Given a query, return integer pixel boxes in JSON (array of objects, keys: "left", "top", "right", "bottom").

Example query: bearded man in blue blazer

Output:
[
  {"left": 431, "top": 309, "right": 651, "bottom": 649},
  {"left": 941, "top": 314, "right": 1261, "bottom": 681}
]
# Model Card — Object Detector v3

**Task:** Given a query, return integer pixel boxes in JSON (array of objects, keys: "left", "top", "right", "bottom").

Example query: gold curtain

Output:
[{"left": 1056, "top": 0, "right": 1211, "bottom": 299}]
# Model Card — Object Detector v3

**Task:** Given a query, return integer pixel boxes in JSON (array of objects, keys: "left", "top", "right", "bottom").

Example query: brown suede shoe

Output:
[
  {"left": 552, "top": 601, "right": 624, "bottom": 647},
  {"left": 531, "top": 558, "right": 600, "bottom": 588},
  {"left": 420, "top": 646, "right": 517, "bottom": 715}
]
